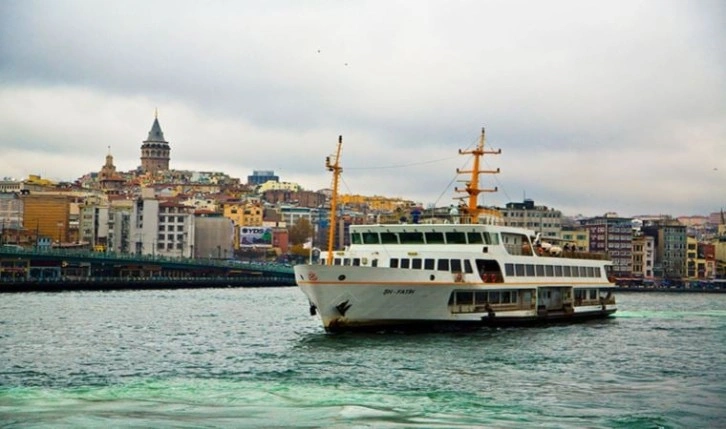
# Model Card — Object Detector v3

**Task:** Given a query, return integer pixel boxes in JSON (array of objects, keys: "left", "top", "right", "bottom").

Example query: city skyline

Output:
[{"left": 1, "top": 1, "right": 724, "bottom": 218}]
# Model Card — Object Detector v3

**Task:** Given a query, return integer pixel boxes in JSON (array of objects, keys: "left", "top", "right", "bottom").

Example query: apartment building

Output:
[
  {"left": 642, "top": 219, "right": 687, "bottom": 279},
  {"left": 632, "top": 234, "right": 655, "bottom": 279},
  {"left": 223, "top": 201, "right": 264, "bottom": 227},
  {"left": 501, "top": 199, "right": 562, "bottom": 238},
  {"left": 580, "top": 214, "right": 633, "bottom": 277}
]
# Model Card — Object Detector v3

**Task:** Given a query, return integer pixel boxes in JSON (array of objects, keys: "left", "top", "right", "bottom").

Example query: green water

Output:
[{"left": 1, "top": 289, "right": 724, "bottom": 428}]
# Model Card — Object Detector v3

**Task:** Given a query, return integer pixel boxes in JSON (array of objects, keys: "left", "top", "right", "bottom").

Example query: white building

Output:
[
  {"left": 258, "top": 180, "right": 301, "bottom": 193},
  {"left": 128, "top": 188, "right": 195, "bottom": 258},
  {"left": 79, "top": 197, "right": 110, "bottom": 249}
]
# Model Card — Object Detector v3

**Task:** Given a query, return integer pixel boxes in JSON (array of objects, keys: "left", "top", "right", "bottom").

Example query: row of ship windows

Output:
[
  {"left": 350, "top": 231, "right": 500, "bottom": 246},
  {"left": 451, "top": 288, "right": 605, "bottom": 307},
  {"left": 332, "top": 257, "right": 476, "bottom": 273},
  {"left": 331, "top": 257, "right": 603, "bottom": 279},
  {"left": 450, "top": 290, "right": 519, "bottom": 306},
  {"left": 504, "top": 263, "right": 602, "bottom": 278}
]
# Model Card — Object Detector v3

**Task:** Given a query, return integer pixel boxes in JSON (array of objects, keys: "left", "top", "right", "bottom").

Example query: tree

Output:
[{"left": 289, "top": 217, "right": 314, "bottom": 246}]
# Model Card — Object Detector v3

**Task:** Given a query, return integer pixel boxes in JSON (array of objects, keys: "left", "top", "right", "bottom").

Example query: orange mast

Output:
[
  {"left": 326, "top": 136, "right": 343, "bottom": 265},
  {"left": 455, "top": 127, "right": 501, "bottom": 223}
]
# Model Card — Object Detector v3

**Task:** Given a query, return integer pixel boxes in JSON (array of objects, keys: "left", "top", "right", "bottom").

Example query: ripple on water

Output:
[{"left": 0, "top": 289, "right": 724, "bottom": 428}]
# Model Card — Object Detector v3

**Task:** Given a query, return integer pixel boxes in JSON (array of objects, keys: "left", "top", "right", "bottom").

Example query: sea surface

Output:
[{"left": 0, "top": 288, "right": 724, "bottom": 428}]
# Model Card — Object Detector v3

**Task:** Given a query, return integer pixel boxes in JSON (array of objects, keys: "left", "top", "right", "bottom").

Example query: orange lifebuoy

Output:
[{"left": 454, "top": 272, "right": 464, "bottom": 283}]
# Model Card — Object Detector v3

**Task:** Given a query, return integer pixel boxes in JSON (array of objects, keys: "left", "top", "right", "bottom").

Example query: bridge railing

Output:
[{"left": 0, "top": 247, "right": 294, "bottom": 271}]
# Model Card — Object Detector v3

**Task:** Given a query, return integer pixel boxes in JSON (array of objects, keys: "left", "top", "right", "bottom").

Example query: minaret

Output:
[{"left": 140, "top": 110, "right": 171, "bottom": 174}]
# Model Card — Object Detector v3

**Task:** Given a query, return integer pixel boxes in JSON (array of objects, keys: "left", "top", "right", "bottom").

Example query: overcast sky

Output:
[{"left": 1, "top": 0, "right": 724, "bottom": 217}]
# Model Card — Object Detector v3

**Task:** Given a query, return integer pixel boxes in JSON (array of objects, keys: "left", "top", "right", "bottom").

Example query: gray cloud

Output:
[{"left": 1, "top": 0, "right": 724, "bottom": 217}]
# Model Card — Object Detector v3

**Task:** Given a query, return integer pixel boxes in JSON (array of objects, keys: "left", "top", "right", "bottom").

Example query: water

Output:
[{"left": 1, "top": 289, "right": 724, "bottom": 428}]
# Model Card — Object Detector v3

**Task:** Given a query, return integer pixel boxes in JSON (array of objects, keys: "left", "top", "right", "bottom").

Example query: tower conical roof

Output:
[{"left": 146, "top": 117, "right": 166, "bottom": 142}]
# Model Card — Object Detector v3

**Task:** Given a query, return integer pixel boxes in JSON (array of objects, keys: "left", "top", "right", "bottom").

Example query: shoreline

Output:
[
  {"left": 0, "top": 277, "right": 296, "bottom": 293},
  {"left": 615, "top": 287, "right": 725, "bottom": 293}
]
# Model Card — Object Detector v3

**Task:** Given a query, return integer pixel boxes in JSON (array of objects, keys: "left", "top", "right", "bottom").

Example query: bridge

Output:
[{"left": 0, "top": 247, "right": 296, "bottom": 292}]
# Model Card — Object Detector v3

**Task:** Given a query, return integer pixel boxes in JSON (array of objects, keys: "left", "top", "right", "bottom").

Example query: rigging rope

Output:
[{"left": 333, "top": 131, "right": 512, "bottom": 207}]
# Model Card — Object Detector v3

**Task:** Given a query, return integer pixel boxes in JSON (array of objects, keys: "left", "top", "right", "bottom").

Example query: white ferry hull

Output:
[
  {"left": 297, "top": 128, "right": 618, "bottom": 333},
  {"left": 294, "top": 264, "right": 616, "bottom": 333}
]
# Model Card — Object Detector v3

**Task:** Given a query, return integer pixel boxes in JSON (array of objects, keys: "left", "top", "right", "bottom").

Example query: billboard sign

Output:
[{"left": 240, "top": 227, "right": 272, "bottom": 246}]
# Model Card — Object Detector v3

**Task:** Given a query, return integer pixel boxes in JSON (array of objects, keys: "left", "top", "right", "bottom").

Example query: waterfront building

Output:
[
  {"left": 140, "top": 113, "right": 171, "bottom": 174},
  {"left": 0, "top": 193, "right": 23, "bottom": 233},
  {"left": 710, "top": 233, "right": 726, "bottom": 278},
  {"left": 687, "top": 238, "right": 716, "bottom": 280},
  {"left": 128, "top": 188, "right": 195, "bottom": 258},
  {"left": 20, "top": 194, "right": 72, "bottom": 245},
  {"left": 157, "top": 200, "right": 195, "bottom": 258},
  {"left": 247, "top": 170, "right": 279, "bottom": 187},
  {"left": 632, "top": 234, "right": 655, "bottom": 279},
  {"left": 501, "top": 199, "right": 562, "bottom": 238},
  {"left": 79, "top": 196, "right": 110, "bottom": 250},
  {"left": 580, "top": 214, "right": 633, "bottom": 278},
  {"left": 642, "top": 218, "right": 687, "bottom": 279},
  {"left": 194, "top": 214, "right": 234, "bottom": 259},
  {"left": 130, "top": 190, "right": 158, "bottom": 255},
  {"left": 687, "top": 236, "right": 697, "bottom": 279},
  {"left": 107, "top": 199, "right": 133, "bottom": 254},
  {"left": 703, "top": 244, "right": 716, "bottom": 279}
]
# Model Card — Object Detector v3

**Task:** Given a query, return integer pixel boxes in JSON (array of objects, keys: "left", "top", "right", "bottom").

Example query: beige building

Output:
[
  {"left": 258, "top": 180, "right": 300, "bottom": 193},
  {"left": 223, "top": 201, "right": 263, "bottom": 227},
  {"left": 560, "top": 227, "right": 590, "bottom": 251},
  {"left": 632, "top": 235, "right": 655, "bottom": 279},
  {"left": 339, "top": 194, "right": 414, "bottom": 213}
]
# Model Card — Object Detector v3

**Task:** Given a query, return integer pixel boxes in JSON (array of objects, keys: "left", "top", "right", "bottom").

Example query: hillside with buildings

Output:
[{"left": 1, "top": 115, "right": 724, "bottom": 283}]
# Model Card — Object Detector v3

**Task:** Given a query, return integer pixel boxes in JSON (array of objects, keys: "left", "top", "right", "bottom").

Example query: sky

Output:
[{"left": 1, "top": 0, "right": 724, "bottom": 218}]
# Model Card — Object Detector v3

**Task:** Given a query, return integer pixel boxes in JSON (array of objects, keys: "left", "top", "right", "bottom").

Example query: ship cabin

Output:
[{"left": 319, "top": 223, "right": 613, "bottom": 285}]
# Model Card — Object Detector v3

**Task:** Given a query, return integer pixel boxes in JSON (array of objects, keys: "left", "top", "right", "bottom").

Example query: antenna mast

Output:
[
  {"left": 326, "top": 136, "right": 343, "bottom": 265},
  {"left": 455, "top": 127, "right": 501, "bottom": 223}
]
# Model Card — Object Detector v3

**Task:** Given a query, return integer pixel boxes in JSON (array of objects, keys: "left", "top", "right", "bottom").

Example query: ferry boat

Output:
[{"left": 294, "top": 129, "right": 617, "bottom": 332}]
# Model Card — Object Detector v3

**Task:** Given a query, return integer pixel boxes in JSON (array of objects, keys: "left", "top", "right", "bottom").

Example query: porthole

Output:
[
  {"left": 430, "top": 274, "right": 435, "bottom": 281},
  {"left": 338, "top": 274, "right": 346, "bottom": 281}
]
